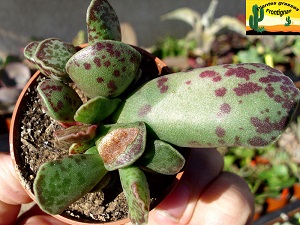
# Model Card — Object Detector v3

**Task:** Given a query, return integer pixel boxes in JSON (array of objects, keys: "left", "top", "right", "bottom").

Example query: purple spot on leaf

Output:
[
  {"left": 259, "top": 75, "right": 282, "bottom": 83},
  {"left": 199, "top": 70, "right": 216, "bottom": 78},
  {"left": 225, "top": 67, "right": 256, "bottom": 81},
  {"left": 274, "top": 95, "right": 284, "bottom": 103},
  {"left": 265, "top": 84, "right": 275, "bottom": 98},
  {"left": 233, "top": 82, "right": 263, "bottom": 96},
  {"left": 84, "top": 63, "right": 91, "bottom": 70},
  {"left": 215, "top": 87, "right": 227, "bottom": 97},
  {"left": 107, "top": 80, "right": 117, "bottom": 95},
  {"left": 199, "top": 70, "right": 222, "bottom": 82},
  {"left": 248, "top": 137, "right": 269, "bottom": 146},
  {"left": 138, "top": 104, "right": 152, "bottom": 117},
  {"left": 97, "top": 77, "right": 104, "bottom": 83},
  {"left": 114, "top": 70, "right": 120, "bottom": 77},
  {"left": 104, "top": 61, "right": 111, "bottom": 67},
  {"left": 95, "top": 42, "right": 105, "bottom": 51},
  {"left": 216, "top": 126, "right": 226, "bottom": 137},
  {"left": 157, "top": 77, "right": 169, "bottom": 93},
  {"left": 251, "top": 117, "right": 288, "bottom": 134},
  {"left": 220, "top": 103, "right": 231, "bottom": 114},
  {"left": 94, "top": 57, "right": 101, "bottom": 67}
]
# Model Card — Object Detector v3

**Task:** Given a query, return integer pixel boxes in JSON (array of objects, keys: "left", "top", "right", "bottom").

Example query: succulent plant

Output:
[{"left": 23, "top": 0, "right": 300, "bottom": 224}]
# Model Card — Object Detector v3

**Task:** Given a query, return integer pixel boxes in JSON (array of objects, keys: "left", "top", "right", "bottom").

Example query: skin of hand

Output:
[{"left": 0, "top": 148, "right": 254, "bottom": 225}]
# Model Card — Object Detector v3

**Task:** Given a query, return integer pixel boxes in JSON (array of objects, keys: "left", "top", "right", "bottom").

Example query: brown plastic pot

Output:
[{"left": 10, "top": 45, "right": 187, "bottom": 225}]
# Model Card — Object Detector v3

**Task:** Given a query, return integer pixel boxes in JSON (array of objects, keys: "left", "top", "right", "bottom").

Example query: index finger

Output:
[
  {"left": 0, "top": 152, "right": 32, "bottom": 224},
  {"left": 0, "top": 152, "right": 32, "bottom": 205}
]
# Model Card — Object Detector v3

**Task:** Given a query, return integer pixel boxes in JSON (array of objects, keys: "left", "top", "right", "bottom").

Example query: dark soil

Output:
[{"left": 14, "top": 75, "right": 182, "bottom": 223}]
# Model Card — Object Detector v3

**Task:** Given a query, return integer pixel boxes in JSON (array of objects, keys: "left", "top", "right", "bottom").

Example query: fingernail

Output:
[{"left": 155, "top": 182, "right": 190, "bottom": 223}]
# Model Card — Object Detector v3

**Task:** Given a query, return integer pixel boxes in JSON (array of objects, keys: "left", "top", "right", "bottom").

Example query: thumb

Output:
[
  {"left": 17, "top": 215, "right": 70, "bottom": 225},
  {"left": 16, "top": 205, "right": 70, "bottom": 225},
  {"left": 149, "top": 149, "right": 254, "bottom": 225},
  {"left": 150, "top": 148, "right": 224, "bottom": 225}
]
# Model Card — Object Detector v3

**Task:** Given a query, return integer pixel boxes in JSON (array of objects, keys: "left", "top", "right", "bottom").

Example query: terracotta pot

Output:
[
  {"left": 265, "top": 198, "right": 289, "bottom": 213},
  {"left": 10, "top": 46, "right": 187, "bottom": 225},
  {"left": 253, "top": 205, "right": 263, "bottom": 221},
  {"left": 0, "top": 115, "right": 11, "bottom": 134},
  {"left": 5, "top": 117, "right": 11, "bottom": 132},
  {"left": 255, "top": 190, "right": 290, "bottom": 221},
  {"left": 266, "top": 188, "right": 290, "bottom": 213},
  {"left": 293, "top": 183, "right": 300, "bottom": 199},
  {"left": 253, "top": 199, "right": 300, "bottom": 225}
]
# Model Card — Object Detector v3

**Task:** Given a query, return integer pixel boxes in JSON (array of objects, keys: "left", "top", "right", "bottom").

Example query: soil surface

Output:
[{"left": 15, "top": 75, "right": 181, "bottom": 223}]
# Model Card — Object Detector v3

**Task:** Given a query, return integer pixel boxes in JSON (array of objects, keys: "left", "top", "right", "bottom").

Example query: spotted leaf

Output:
[
  {"left": 33, "top": 154, "right": 108, "bottom": 215},
  {"left": 23, "top": 41, "right": 40, "bottom": 65},
  {"left": 34, "top": 38, "right": 77, "bottom": 80},
  {"left": 74, "top": 96, "right": 121, "bottom": 124},
  {"left": 87, "top": 0, "right": 121, "bottom": 43},
  {"left": 54, "top": 124, "right": 98, "bottom": 143},
  {"left": 119, "top": 166, "right": 150, "bottom": 225},
  {"left": 66, "top": 40, "right": 141, "bottom": 98},
  {"left": 96, "top": 122, "right": 146, "bottom": 170},
  {"left": 139, "top": 140, "right": 185, "bottom": 175},
  {"left": 69, "top": 140, "right": 95, "bottom": 154},
  {"left": 37, "top": 79, "right": 82, "bottom": 123},
  {"left": 116, "top": 63, "right": 300, "bottom": 148}
]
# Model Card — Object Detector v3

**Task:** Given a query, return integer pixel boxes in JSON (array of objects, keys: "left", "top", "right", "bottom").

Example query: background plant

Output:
[
  {"left": 0, "top": 55, "right": 31, "bottom": 115},
  {"left": 158, "top": 0, "right": 245, "bottom": 61},
  {"left": 224, "top": 142, "right": 300, "bottom": 210}
]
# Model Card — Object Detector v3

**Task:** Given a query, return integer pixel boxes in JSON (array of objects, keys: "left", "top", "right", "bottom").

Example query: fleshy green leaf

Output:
[
  {"left": 96, "top": 122, "right": 146, "bottom": 171},
  {"left": 139, "top": 140, "right": 185, "bottom": 175},
  {"left": 69, "top": 140, "right": 95, "bottom": 154},
  {"left": 34, "top": 38, "right": 77, "bottom": 80},
  {"left": 54, "top": 124, "right": 98, "bottom": 143},
  {"left": 33, "top": 154, "right": 108, "bottom": 214},
  {"left": 66, "top": 40, "right": 141, "bottom": 98},
  {"left": 90, "top": 173, "right": 112, "bottom": 192},
  {"left": 116, "top": 63, "right": 300, "bottom": 148},
  {"left": 37, "top": 79, "right": 83, "bottom": 123},
  {"left": 74, "top": 96, "right": 121, "bottom": 124},
  {"left": 84, "top": 146, "right": 98, "bottom": 154},
  {"left": 23, "top": 41, "right": 40, "bottom": 65},
  {"left": 86, "top": 0, "right": 121, "bottom": 43},
  {"left": 119, "top": 166, "right": 150, "bottom": 225}
]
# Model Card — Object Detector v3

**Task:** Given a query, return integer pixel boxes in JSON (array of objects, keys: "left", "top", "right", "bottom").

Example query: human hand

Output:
[
  {"left": 0, "top": 148, "right": 254, "bottom": 225},
  {"left": 0, "top": 152, "right": 69, "bottom": 225},
  {"left": 144, "top": 148, "right": 254, "bottom": 225}
]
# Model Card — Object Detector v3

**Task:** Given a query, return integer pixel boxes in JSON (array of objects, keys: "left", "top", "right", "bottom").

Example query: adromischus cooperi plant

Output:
[{"left": 23, "top": 0, "right": 300, "bottom": 224}]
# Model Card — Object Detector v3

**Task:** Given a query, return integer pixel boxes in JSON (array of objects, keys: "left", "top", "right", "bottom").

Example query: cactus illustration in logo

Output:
[
  {"left": 249, "top": 4, "right": 265, "bottom": 32},
  {"left": 285, "top": 16, "right": 292, "bottom": 26}
]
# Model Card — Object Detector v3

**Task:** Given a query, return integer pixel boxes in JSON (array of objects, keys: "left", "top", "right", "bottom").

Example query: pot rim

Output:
[{"left": 9, "top": 45, "right": 187, "bottom": 225}]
